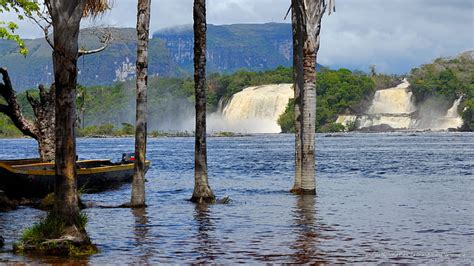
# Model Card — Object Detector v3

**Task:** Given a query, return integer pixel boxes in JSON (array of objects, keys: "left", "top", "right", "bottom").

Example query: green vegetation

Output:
[
  {"left": 0, "top": 0, "right": 39, "bottom": 55},
  {"left": 2, "top": 55, "right": 472, "bottom": 137},
  {"left": 207, "top": 66, "right": 292, "bottom": 109},
  {"left": 13, "top": 212, "right": 97, "bottom": 256},
  {"left": 278, "top": 68, "right": 376, "bottom": 133},
  {"left": 0, "top": 66, "right": 294, "bottom": 138},
  {"left": 408, "top": 51, "right": 474, "bottom": 131},
  {"left": 0, "top": 115, "right": 22, "bottom": 137},
  {"left": 2, "top": 24, "right": 296, "bottom": 90}
]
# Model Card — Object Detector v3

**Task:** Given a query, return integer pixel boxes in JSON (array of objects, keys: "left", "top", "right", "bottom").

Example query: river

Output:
[{"left": 0, "top": 133, "right": 473, "bottom": 263}]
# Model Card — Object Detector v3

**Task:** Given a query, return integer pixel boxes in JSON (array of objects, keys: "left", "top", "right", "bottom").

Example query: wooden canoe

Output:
[{"left": 0, "top": 158, "right": 150, "bottom": 198}]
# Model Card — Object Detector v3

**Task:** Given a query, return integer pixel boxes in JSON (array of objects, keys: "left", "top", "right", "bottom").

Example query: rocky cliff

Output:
[{"left": 1, "top": 23, "right": 294, "bottom": 91}]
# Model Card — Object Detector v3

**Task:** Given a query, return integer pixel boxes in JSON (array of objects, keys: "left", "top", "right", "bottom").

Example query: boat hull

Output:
[{"left": 0, "top": 159, "right": 150, "bottom": 198}]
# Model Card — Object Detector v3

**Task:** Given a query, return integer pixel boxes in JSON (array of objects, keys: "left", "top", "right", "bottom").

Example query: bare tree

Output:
[
  {"left": 27, "top": 7, "right": 112, "bottom": 57},
  {"left": 191, "top": 0, "right": 215, "bottom": 203},
  {"left": 292, "top": 0, "right": 335, "bottom": 194},
  {"left": 130, "top": 0, "right": 151, "bottom": 207},
  {"left": 0, "top": 69, "right": 55, "bottom": 161},
  {"left": 0, "top": 6, "right": 112, "bottom": 162}
]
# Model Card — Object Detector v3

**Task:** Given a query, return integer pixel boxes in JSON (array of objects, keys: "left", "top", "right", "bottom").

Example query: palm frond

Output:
[{"left": 83, "top": 0, "right": 111, "bottom": 18}]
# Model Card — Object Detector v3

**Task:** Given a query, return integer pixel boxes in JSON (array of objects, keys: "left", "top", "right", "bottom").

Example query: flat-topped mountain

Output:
[{"left": 1, "top": 23, "right": 295, "bottom": 91}]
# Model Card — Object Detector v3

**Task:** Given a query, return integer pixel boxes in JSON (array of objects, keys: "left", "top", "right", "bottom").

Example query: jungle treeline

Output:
[{"left": 1, "top": 51, "right": 473, "bottom": 137}]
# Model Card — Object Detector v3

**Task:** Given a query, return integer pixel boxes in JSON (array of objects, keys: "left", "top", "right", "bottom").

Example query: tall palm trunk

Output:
[
  {"left": 131, "top": 0, "right": 151, "bottom": 207},
  {"left": 298, "top": 0, "right": 332, "bottom": 194},
  {"left": 48, "top": 0, "right": 86, "bottom": 228},
  {"left": 191, "top": 0, "right": 215, "bottom": 203},
  {"left": 290, "top": 0, "right": 305, "bottom": 194}
]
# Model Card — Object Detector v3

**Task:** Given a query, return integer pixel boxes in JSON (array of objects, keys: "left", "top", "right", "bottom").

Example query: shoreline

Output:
[{"left": 1, "top": 129, "right": 472, "bottom": 140}]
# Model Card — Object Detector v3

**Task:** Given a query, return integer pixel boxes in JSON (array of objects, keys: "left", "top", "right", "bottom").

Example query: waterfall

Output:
[
  {"left": 336, "top": 80, "right": 464, "bottom": 131},
  {"left": 358, "top": 79, "right": 416, "bottom": 129},
  {"left": 209, "top": 84, "right": 293, "bottom": 133},
  {"left": 426, "top": 96, "right": 464, "bottom": 130},
  {"left": 446, "top": 97, "right": 463, "bottom": 118},
  {"left": 367, "top": 80, "right": 416, "bottom": 115}
]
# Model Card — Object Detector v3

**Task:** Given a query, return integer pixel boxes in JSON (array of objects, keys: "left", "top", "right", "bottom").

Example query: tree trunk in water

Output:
[
  {"left": 300, "top": 38, "right": 316, "bottom": 195},
  {"left": 48, "top": 0, "right": 86, "bottom": 229},
  {"left": 290, "top": 0, "right": 305, "bottom": 194},
  {"left": 131, "top": 0, "right": 151, "bottom": 207},
  {"left": 299, "top": 0, "right": 326, "bottom": 195},
  {"left": 191, "top": 0, "right": 215, "bottom": 203}
]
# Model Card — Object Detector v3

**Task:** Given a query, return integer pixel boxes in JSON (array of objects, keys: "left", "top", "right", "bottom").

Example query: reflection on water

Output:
[
  {"left": 192, "top": 203, "right": 221, "bottom": 263},
  {"left": 291, "top": 195, "right": 320, "bottom": 263},
  {"left": 0, "top": 133, "right": 473, "bottom": 263},
  {"left": 132, "top": 208, "right": 152, "bottom": 264}
]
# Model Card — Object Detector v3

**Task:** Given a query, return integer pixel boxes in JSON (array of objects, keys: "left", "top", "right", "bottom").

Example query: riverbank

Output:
[{"left": 0, "top": 131, "right": 252, "bottom": 139}]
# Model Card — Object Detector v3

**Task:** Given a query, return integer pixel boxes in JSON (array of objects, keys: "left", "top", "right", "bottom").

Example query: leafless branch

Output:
[
  {"left": 25, "top": 10, "right": 55, "bottom": 50},
  {"left": 0, "top": 68, "right": 38, "bottom": 139},
  {"left": 284, "top": 5, "right": 292, "bottom": 20},
  {"left": 78, "top": 28, "right": 113, "bottom": 57}
]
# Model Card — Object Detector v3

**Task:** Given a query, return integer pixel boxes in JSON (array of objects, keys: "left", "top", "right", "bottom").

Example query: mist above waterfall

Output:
[
  {"left": 337, "top": 80, "right": 464, "bottom": 131},
  {"left": 143, "top": 83, "right": 294, "bottom": 134},
  {"left": 415, "top": 96, "right": 463, "bottom": 130}
]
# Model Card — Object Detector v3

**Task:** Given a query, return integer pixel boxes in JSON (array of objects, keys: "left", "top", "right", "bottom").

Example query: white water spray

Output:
[
  {"left": 336, "top": 80, "right": 464, "bottom": 131},
  {"left": 212, "top": 84, "right": 293, "bottom": 133}
]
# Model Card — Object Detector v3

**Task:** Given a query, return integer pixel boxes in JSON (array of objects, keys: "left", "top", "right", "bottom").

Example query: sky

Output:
[{"left": 3, "top": 0, "right": 474, "bottom": 74}]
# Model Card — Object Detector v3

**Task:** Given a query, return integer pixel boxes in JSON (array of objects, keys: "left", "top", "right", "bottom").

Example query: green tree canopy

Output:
[{"left": 0, "top": 0, "right": 39, "bottom": 55}]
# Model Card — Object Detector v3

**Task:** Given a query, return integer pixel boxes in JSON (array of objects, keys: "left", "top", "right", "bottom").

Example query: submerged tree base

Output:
[
  {"left": 290, "top": 188, "right": 316, "bottom": 195},
  {"left": 190, "top": 185, "right": 216, "bottom": 204},
  {"left": 289, "top": 187, "right": 302, "bottom": 195},
  {"left": 189, "top": 195, "right": 232, "bottom": 204},
  {"left": 300, "top": 189, "right": 316, "bottom": 195},
  {"left": 13, "top": 237, "right": 98, "bottom": 256},
  {"left": 190, "top": 195, "right": 216, "bottom": 204},
  {"left": 13, "top": 212, "right": 98, "bottom": 256},
  {"left": 117, "top": 202, "right": 147, "bottom": 208}
]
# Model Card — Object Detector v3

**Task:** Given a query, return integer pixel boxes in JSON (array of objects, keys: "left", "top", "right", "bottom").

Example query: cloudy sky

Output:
[{"left": 4, "top": 0, "right": 474, "bottom": 73}]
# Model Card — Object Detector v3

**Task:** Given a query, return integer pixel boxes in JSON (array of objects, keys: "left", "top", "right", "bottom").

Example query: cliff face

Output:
[
  {"left": 154, "top": 23, "right": 293, "bottom": 74},
  {"left": 1, "top": 23, "right": 294, "bottom": 91},
  {"left": 0, "top": 28, "right": 181, "bottom": 91}
]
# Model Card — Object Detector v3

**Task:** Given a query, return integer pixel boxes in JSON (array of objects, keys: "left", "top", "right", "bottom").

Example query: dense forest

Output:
[
  {"left": 279, "top": 51, "right": 473, "bottom": 133},
  {"left": 278, "top": 68, "right": 377, "bottom": 133},
  {"left": 0, "top": 66, "right": 294, "bottom": 137},
  {"left": 1, "top": 51, "right": 473, "bottom": 138},
  {"left": 408, "top": 51, "right": 474, "bottom": 131}
]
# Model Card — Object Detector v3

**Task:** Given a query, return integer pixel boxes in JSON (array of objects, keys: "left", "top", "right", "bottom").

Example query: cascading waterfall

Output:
[
  {"left": 210, "top": 84, "right": 293, "bottom": 133},
  {"left": 358, "top": 79, "right": 416, "bottom": 129},
  {"left": 336, "top": 80, "right": 464, "bottom": 131},
  {"left": 427, "top": 96, "right": 464, "bottom": 130},
  {"left": 367, "top": 80, "right": 416, "bottom": 115}
]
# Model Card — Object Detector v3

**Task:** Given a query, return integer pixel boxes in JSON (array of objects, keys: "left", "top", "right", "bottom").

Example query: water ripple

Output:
[{"left": 0, "top": 132, "right": 473, "bottom": 263}]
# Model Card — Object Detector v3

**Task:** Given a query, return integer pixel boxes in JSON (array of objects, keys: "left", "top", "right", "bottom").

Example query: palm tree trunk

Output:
[
  {"left": 131, "top": 0, "right": 151, "bottom": 207},
  {"left": 191, "top": 0, "right": 215, "bottom": 203},
  {"left": 290, "top": 0, "right": 305, "bottom": 194},
  {"left": 48, "top": 0, "right": 86, "bottom": 228},
  {"left": 299, "top": 0, "right": 327, "bottom": 195}
]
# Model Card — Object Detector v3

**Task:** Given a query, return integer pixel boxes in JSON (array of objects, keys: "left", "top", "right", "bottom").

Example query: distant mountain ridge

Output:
[
  {"left": 153, "top": 23, "right": 293, "bottom": 73},
  {"left": 0, "top": 23, "right": 295, "bottom": 91}
]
